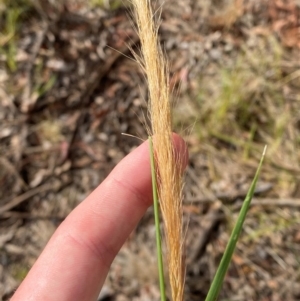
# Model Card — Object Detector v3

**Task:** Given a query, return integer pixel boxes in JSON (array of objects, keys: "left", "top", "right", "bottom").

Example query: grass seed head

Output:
[{"left": 132, "top": 1, "right": 186, "bottom": 300}]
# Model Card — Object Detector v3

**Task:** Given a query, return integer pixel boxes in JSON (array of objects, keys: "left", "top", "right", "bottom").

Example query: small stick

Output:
[{"left": 0, "top": 181, "right": 62, "bottom": 214}]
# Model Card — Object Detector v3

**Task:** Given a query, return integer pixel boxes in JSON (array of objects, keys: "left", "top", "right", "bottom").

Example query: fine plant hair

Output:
[{"left": 131, "top": 1, "right": 185, "bottom": 300}]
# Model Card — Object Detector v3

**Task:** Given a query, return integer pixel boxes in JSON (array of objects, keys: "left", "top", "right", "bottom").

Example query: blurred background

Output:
[{"left": 0, "top": 0, "right": 299, "bottom": 300}]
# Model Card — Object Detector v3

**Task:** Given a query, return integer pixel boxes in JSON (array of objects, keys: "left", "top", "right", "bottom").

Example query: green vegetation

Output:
[
  {"left": 34, "top": 74, "right": 56, "bottom": 98},
  {"left": 90, "top": 0, "right": 125, "bottom": 10},
  {"left": 243, "top": 209, "right": 299, "bottom": 242},
  {"left": 0, "top": 0, "right": 34, "bottom": 71},
  {"left": 1, "top": 1, "right": 299, "bottom": 299},
  {"left": 205, "top": 148, "right": 265, "bottom": 301},
  {"left": 187, "top": 36, "right": 294, "bottom": 161},
  {"left": 171, "top": 33, "right": 300, "bottom": 299},
  {"left": 149, "top": 137, "right": 266, "bottom": 300},
  {"left": 11, "top": 264, "right": 29, "bottom": 281},
  {"left": 174, "top": 36, "right": 299, "bottom": 165},
  {"left": 149, "top": 137, "right": 166, "bottom": 301}
]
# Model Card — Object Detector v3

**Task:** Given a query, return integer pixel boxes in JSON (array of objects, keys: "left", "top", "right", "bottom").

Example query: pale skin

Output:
[{"left": 11, "top": 134, "right": 188, "bottom": 301}]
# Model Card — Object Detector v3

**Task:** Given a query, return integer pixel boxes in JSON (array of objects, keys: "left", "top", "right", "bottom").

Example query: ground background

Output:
[{"left": 0, "top": 0, "right": 300, "bottom": 300}]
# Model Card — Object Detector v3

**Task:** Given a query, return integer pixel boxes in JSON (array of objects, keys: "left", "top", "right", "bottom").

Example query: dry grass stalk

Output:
[{"left": 131, "top": 1, "right": 185, "bottom": 300}]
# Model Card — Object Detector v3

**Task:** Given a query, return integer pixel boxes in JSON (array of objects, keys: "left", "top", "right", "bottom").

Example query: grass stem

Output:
[{"left": 149, "top": 136, "right": 166, "bottom": 301}]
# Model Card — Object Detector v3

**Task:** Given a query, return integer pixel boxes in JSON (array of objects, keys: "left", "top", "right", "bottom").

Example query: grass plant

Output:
[
  {"left": 132, "top": 2, "right": 268, "bottom": 300},
  {"left": 205, "top": 146, "right": 266, "bottom": 301},
  {"left": 149, "top": 136, "right": 166, "bottom": 301},
  {"left": 132, "top": 1, "right": 185, "bottom": 300},
  {"left": 179, "top": 36, "right": 288, "bottom": 159}
]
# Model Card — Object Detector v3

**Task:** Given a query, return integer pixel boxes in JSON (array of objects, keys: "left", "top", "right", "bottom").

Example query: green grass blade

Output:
[
  {"left": 205, "top": 146, "right": 267, "bottom": 301},
  {"left": 149, "top": 136, "right": 166, "bottom": 301}
]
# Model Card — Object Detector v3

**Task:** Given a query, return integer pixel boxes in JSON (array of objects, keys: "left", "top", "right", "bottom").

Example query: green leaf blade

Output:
[{"left": 205, "top": 146, "right": 267, "bottom": 301}]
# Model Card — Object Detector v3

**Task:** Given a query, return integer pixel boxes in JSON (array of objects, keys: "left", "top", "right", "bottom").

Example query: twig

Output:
[
  {"left": 188, "top": 196, "right": 300, "bottom": 208},
  {"left": 236, "top": 198, "right": 300, "bottom": 208},
  {"left": 81, "top": 36, "right": 139, "bottom": 107},
  {"left": 0, "top": 211, "right": 66, "bottom": 220},
  {"left": 189, "top": 202, "right": 222, "bottom": 264},
  {"left": 0, "top": 181, "right": 62, "bottom": 214},
  {"left": 186, "top": 183, "right": 273, "bottom": 204},
  {"left": 62, "top": 36, "right": 139, "bottom": 162},
  {"left": 0, "top": 157, "right": 27, "bottom": 189},
  {"left": 21, "top": 22, "right": 48, "bottom": 113},
  {"left": 271, "top": 160, "right": 300, "bottom": 174}
]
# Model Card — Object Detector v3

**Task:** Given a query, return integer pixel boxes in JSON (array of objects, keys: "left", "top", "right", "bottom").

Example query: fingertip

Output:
[{"left": 171, "top": 133, "right": 189, "bottom": 172}]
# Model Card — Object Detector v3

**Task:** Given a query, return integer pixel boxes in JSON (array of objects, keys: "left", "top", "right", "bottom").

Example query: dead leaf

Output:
[{"left": 280, "top": 27, "right": 300, "bottom": 48}]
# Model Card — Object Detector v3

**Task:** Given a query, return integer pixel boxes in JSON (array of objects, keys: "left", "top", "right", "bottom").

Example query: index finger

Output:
[{"left": 11, "top": 134, "right": 188, "bottom": 301}]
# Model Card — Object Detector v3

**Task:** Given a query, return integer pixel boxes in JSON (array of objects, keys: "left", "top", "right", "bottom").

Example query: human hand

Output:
[{"left": 11, "top": 134, "right": 188, "bottom": 301}]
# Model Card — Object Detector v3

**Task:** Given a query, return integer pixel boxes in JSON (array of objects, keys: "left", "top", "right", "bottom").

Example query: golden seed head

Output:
[{"left": 132, "top": 1, "right": 186, "bottom": 300}]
